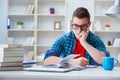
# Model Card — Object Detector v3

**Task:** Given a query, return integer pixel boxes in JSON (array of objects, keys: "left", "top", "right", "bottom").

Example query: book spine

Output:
[{"left": 7, "top": 17, "right": 11, "bottom": 29}]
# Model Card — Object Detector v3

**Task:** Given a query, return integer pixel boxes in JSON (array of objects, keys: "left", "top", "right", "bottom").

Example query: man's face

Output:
[{"left": 72, "top": 17, "right": 90, "bottom": 39}]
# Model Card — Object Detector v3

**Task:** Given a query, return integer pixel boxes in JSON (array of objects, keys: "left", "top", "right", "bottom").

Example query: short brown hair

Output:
[{"left": 72, "top": 7, "right": 90, "bottom": 21}]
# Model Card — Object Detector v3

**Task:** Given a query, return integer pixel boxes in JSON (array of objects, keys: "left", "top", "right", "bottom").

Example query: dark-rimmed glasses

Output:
[{"left": 72, "top": 23, "right": 89, "bottom": 30}]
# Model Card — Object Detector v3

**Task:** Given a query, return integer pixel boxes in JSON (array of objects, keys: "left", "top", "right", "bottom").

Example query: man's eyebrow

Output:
[{"left": 73, "top": 23, "right": 87, "bottom": 26}]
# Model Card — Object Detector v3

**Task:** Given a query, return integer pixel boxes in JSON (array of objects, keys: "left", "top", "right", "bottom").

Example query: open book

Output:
[
  {"left": 43, "top": 54, "right": 82, "bottom": 68},
  {"left": 43, "top": 54, "right": 97, "bottom": 70},
  {"left": 24, "top": 54, "right": 98, "bottom": 72}
]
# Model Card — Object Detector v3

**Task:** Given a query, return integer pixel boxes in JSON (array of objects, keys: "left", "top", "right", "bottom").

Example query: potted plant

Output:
[{"left": 17, "top": 21, "right": 24, "bottom": 29}]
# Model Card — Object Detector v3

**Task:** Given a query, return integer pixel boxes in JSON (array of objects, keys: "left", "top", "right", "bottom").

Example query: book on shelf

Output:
[
  {"left": 0, "top": 47, "right": 24, "bottom": 51},
  {"left": 30, "top": 5, "right": 35, "bottom": 14},
  {"left": 23, "top": 61, "right": 36, "bottom": 68},
  {"left": 0, "top": 47, "right": 24, "bottom": 57},
  {"left": 0, "top": 44, "right": 24, "bottom": 71},
  {"left": 0, "top": 56, "right": 23, "bottom": 62},
  {"left": 8, "top": 44, "right": 23, "bottom": 48},
  {"left": 25, "top": 51, "right": 34, "bottom": 61},
  {"left": 0, "top": 44, "right": 23, "bottom": 48},
  {"left": 113, "top": 38, "right": 120, "bottom": 47},
  {"left": 8, "top": 37, "right": 34, "bottom": 46},
  {"left": 94, "top": 21, "right": 102, "bottom": 31},
  {"left": 0, "top": 51, "right": 24, "bottom": 57},
  {"left": 26, "top": 5, "right": 31, "bottom": 14},
  {"left": 0, "top": 44, "right": 8, "bottom": 48},
  {"left": 8, "top": 37, "right": 14, "bottom": 44},
  {"left": 26, "top": 5, "right": 35, "bottom": 14},
  {"left": 0, "top": 66, "right": 23, "bottom": 71},
  {"left": 0, "top": 61, "right": 23, "bottom": 67},
  {"left": 37, "top": 53, "right": 45, "bottom": 62},
  {"left": 23, "top": 37, "right": 34, "bottom": 46},
  {"left": 23, "top": 61, "right": 36, "bottom": 65},
  {"left": 7, "top": 17, "right": 11, "bottom": 29}
]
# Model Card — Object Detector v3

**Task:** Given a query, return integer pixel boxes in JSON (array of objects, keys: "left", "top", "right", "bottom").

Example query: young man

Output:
[{"left": 44, "top": 7, "right": 110, "bottom": 66}]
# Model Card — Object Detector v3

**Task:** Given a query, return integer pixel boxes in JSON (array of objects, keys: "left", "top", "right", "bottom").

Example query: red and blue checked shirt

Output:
[{"left": 44, "top": 31, "right": 110, "bottom": 65}]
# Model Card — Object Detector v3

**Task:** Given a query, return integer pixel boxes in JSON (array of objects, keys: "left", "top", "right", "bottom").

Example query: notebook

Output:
[{"left": 24, "top": 66, "right": 73, "bottom": 73}]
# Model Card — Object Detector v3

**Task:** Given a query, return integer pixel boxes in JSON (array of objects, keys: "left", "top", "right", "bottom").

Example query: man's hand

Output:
[
  {"left": 78, "top": 29, "right": 89, "bottom": 43},
  {"left": 70, "top": 57, "right": 89, "bottom": 67}
]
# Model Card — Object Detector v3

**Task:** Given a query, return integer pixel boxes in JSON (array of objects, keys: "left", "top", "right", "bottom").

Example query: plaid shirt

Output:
[{"left": 44, "top": 31, "right": 110, "bottom": 65}]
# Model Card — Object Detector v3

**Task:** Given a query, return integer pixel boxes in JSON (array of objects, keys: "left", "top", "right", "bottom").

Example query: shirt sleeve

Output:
[{"left": 44, "top": 34, "right": 66, "bottom": 60}]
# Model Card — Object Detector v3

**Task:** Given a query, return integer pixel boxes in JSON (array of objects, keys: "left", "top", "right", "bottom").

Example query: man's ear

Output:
[
  {"left": 89, "top": 22, "right": 91, "bottom": 26},
  {"left": 88, "top": 22, "right": 91, "bottom": 28}
]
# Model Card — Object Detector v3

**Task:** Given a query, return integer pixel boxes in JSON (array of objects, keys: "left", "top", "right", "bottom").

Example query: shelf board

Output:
[
  {"left": 95, "top": 16, "right": 118, "bottom": 20},
  {"left": 95, "top": 15, "right": 107, "bottom": 17},
  {"left": 8, "top": 14, "right": 34, "bottom": 17},
  {"left": 8, "top": 29, "right": 34, "bottom": 32},
  {"left": 23, "top": 45, "right": 34, "bottom": 47},
  {"left": 106, "top": 46, "right": 120, "bottom": 48},
  {"left": 38, "top": 14, "right": 65, "bottom": 17},
  {"left": 8, "top": 0, "right": 34, "bottom": 3},
  {"left": 38, "top": 0, "right": 65, "bottom": 2},
  {"left": 95, "top": 15, "right": 114, "bottom": 18},
  {"left": 37, "top": 44, "right": 52, "bottom": 47},
  {"left": 94, "top": 30, "right": 120, "bottom": 33},
  {"left": 37, "top": 29, "right": 65, "bottom": 32},
  {"left": 95, "top": 0, "right": 114, "bottom": 2}
]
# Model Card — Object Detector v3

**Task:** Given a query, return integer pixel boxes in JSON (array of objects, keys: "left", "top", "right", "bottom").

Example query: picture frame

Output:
[{"left": 54, "top": 21, "right": 61, "bottom": 30}]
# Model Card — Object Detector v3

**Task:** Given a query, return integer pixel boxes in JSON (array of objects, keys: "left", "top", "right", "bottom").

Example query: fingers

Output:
[
  {"left": 87, "top": 28, "right": 89, "bottom": 33},
  {"left": 80, "top": 60, "right": 89, "bottom": 67},
  {"left": 79, "top": 57, "right": 89, "bottom": 67}
]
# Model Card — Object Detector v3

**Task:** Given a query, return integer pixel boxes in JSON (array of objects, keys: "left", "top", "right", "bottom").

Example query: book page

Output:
[{"left": 44, "top": 54, "right": 80, "bottom": 68}]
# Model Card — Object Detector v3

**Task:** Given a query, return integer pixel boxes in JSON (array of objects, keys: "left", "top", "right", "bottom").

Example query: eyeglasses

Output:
[{"left": 72, "top": 23, "right": 89, "bottom": 30}]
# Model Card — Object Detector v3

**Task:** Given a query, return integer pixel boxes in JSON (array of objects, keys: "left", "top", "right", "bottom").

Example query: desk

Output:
[{"left": 0, "top": 67, "right": 120, "bottom": 80}]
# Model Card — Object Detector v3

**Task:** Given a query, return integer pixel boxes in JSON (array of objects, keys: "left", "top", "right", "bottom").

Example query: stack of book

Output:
[{"left": 0, "top": 44, "right": 24, "bottom": 71}]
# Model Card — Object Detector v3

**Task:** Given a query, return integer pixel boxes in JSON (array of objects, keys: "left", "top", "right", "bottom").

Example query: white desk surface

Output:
[{"left": 0, "top": 67, "right": 120, "bottom": 80}]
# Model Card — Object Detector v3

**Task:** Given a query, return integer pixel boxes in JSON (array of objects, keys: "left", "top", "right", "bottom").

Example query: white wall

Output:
[
  {"left": 0, "top": 0, "right": 94, "bottom": 43},
  {"left": 0, "top": 0, "right": 7, "bottom": 44}
]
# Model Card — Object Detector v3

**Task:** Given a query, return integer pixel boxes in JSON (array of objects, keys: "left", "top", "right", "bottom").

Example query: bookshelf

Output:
[
  {"left": 94, "top": 0, "right": 120, "bottom": 58},
  {"left": 7, "top": 0, "right": 66, "bottom": 63}
]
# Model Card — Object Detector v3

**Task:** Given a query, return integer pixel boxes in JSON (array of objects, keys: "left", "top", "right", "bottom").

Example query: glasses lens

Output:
[
  {"left": 72, "top": 23, "right": 89, "bottom": 29},
  {"left": 81, "top": 24, "right": 88, "bottom": 29}
]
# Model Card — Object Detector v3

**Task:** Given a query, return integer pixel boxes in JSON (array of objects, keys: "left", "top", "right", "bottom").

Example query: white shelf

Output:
[
  {"left": 7, "top": 0, "right": 66, "bottom": 62},
  {"left": 106, "top": 46, "right": 120, "bottom": 48},
  {"left": 38, "top": 0, "right": 65, "bottom": 2},
  {"left": 38, "top": 0, "right": 65, "bottom": 15},
  {"left": 8, "top": 0, "right": 34, "bottom": 2},
  {"left": 94, "top": 0, "right": 120, "bottom": 58},
  {"left": 95, "top": 15, "right": 112, "bottom": 18},
  {"left": 8, "top": 29, "right": 34, "bottom": 32},
  {"left": 38, "top": 14, "right": 65, "bottom": 17},
  {"left": 37, "top": 44, "right": 52, "bottom": 47},
  {"left": 37, "top": 29, "right": 65, "bottom": 32},
  {"left": 23, "top": 45, "right": 34, "bottom": 47},
  {"left": 94, "top": 30, "right": 120, "bottom": 33},
  {"left": 95, "top": 0, "right": 114, "bottom": 2},
  {"left": 94, "top": 16, "right": 118, "bottom": 20},
  {"left": 8, "top": 14, "right": 34, "bottom": 16}
]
